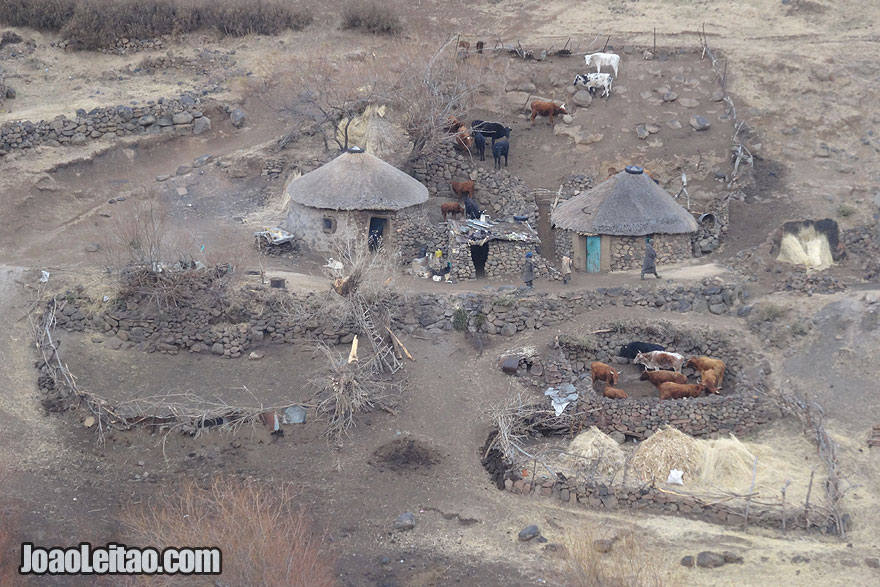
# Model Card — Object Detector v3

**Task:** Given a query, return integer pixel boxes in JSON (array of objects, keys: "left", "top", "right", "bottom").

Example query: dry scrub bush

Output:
[
  {"left": 0, "top": 0, "right": 311, "bottom": 49},
  {"left": 341, "top": 1, "right": 403, "bottom": 35},
  {"left": 102, "top": 202, "right": 241, "bottom": 308},
  {"left": 123, "top": 477, "right": 334, "bottom": 587},
  {"left": 266, "top": 39, "right": 497, "bottom": 162},
  {"left": 564, "top": 527, "right": 681, "bottom": 587},
  {"left": 0, "top": 0, "right": 75, "bottom": 31}
]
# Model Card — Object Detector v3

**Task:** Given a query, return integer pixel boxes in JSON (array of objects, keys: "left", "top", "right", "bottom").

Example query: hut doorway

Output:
[
  {"left": 368, "top": 217, "right": 388, "bottom": 251},
  {"left": 470, "top": 244, "right": 489, "bottom": 277},
  {"left": 586, "top": 236, "right": 601, "bottom": 273}
]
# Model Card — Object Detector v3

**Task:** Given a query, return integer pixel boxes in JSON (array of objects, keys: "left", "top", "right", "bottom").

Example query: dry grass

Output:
[
  {"left": 123, "top": 477, "right": 335, "bottom": 587},
  {"left": 631, "top": 427, "right": 702, "bottom": 484},
  {"left": 340, "top": 1, "right": 402, "bottom": 35},
  {"left": 0, "top": 466, "right": 20, "bottom": 584},
  {"left": 0, "top": 0, "right": 312, "bottom": 49},
  {"left": 564, "top": 526, "right": 681, "bottom": 587}
]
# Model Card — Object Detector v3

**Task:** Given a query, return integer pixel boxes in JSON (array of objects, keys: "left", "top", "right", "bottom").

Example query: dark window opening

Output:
[
  {"left": 470, "top": 243, "right": 489, "bottom": 278},
  {"left": 322, "top": 216, "right": 337, "bottom": 234}
]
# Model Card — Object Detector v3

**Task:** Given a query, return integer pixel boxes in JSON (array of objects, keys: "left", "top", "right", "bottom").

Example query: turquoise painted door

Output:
[{"left": 586, "top": 236, "right": 601, "bottom": 273}]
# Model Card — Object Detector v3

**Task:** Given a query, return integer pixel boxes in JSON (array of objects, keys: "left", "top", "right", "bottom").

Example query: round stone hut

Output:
[
  {"left": 551, "top": 166, "right": 699, "bottom": 272},
  {"left": 285, "top": 146, "right": 429, "bottom": 254}
]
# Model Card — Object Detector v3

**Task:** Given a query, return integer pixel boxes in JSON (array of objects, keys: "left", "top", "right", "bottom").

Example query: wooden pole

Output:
[
  {"left": 781, "top": 480, "right": 791, "bottom": 533},
  {"left": 743, "top": 456, "right": 758, "bottom": 529},
  {"left": 804, "top": 468, "right": 816, "bottom": 530},
  {"left": 653, "top": 28, "right": 656, "bottom": 55},
  {"left": 602, "top": 35, "right": 611, "bottom": 52}
]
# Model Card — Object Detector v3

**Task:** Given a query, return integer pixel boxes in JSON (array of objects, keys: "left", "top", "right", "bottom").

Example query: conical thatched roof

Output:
[
  {"left": 551, "top": 167, "right": 698, "bottom": 235},
  {"left": 285, "top": 147, "right": 428, "bottom": 211}
]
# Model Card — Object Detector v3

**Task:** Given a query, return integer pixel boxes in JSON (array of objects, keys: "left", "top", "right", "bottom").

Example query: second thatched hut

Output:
[{"left": 551, "top": 166, "right": 699, "bottom": 272}]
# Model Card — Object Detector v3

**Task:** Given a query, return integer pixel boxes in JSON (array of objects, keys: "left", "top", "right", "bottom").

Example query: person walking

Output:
[
  {"left": 561, "top": 255, "right": 572, "bottom": 285},
  {"left": 641, "top": 238, "right": 661, "bottom": 280},
  {"left": 523, "top": 252, "right": 536, "bottom": 289}
]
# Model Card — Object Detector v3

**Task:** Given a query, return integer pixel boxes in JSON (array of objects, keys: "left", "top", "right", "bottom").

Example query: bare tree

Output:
[
  {"left": 385, "top": 38, "right": 494, "bottom": 163},
  {"left": 272, "top": 58, "right": 386, "bottom": 152}
]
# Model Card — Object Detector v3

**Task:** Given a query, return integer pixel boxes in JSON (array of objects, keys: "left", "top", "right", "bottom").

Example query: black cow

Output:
[
  {"left": 492, "top": 139, "right": 509, "bottom": 170},
  {"left": 618, "top": 342, "right": 666, "bottom": 360},
  {"left": 472, "top": 131, "right": 486, "bottom": 161},
  {"left": 463, "top": 196, "right": 481, "bottom": 219},
  {"left": 471, "top": 120, "right": 512, "bottom": 145}
]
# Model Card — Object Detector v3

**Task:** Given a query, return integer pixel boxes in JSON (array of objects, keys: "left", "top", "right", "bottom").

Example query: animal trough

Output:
[{"left": 772, "top": 218, "right": 845, "bottom": 272}]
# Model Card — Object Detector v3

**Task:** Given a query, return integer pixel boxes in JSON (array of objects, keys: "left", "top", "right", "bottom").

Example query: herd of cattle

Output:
[
  {"left": 444, "top": 51, "right": 622, "bottom": 164},
  {"left": 590, "top": 341, "right": 727, "bottom": 401}
]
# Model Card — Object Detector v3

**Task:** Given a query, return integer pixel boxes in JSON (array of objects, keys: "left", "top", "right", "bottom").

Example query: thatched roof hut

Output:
[
  {"left": 551, "top": 166, "right": 698, "bottom": 236},
  {"left": 285, "top": 146, "right": 428, "bottom": 211}
]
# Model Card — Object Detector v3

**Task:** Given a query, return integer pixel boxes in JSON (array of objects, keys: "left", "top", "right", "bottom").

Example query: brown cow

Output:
[
  {"left": 441, "top": 202, "right": 464, "bottom": 221},
  {"left": 590, "top": 361, "right": 619, "bottom": 386},
  {"left": 450, "top": 180, "right": 475, "bottom": 199},
  {"left": 454, "top": 128, "right": 474, "bottom": 152},
  {"left": 444, "top": 116, "right": 465, "bottom": 134},
  {"left": 657, "top": 381, "right": 709, "bottom": 400},
  {"left": 686, "top": 356, "right": 726, "bottom": 389},
  {"left": 603, "top": 386, "right": 628, "bottom": 399},
  {"left": 639, "top": 370, "right": 688, "bottom": 388},
  {"left": 530, "top": 101, "right": 568, "bottom": 126},
  {"left": 699, "top": 370, "right": 721, "bottom": 395}
]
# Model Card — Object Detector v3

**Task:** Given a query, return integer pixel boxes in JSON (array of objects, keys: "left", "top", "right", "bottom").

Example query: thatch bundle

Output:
[
  {"left": 631, "top": 427, "right": 703, "bottom": 483},
  {"left": 777, "top": 225, "right": 834, "bottom": 271},
  {"left": 548, "top": 427, "right": 625, "bottom": 479}
]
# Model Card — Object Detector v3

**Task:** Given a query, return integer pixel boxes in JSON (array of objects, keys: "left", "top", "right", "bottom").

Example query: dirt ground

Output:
[{"left": 3, "top": 0, "right": 880, "bottom": 585}]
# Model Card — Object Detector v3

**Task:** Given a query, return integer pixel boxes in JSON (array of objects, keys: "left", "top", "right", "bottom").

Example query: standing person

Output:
[
  {"left": 641, "top": 238, "right": 661, "bottom": 280},
  {"left": 523, "top": 252, "right": 536, "bottom": 289},
  {"left": 561, "top": 255, "right": 572, "bottom": 285}
]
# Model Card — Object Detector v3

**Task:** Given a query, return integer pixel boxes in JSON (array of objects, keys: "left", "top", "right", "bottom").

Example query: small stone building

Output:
[
  {"left": 551, "top": 166, "right": 698, "bottom": 272},
  {"left": 285, "top": 146, "right": 429, "bottom": 255},
  {"left": 447, "top": 219, "right": 559, "bottom": 281}
]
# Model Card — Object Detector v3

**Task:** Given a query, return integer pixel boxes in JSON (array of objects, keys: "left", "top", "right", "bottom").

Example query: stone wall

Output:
[
  {"left": 692, "top": 201, "right": 728, "bottom": 257},
  {"left": 449, "top": 238, "right": 560, "bottom": 282},
  {"left": 410, "top": 144, "right": 538, "bottom": 221},
  {"left": 610, "top": 234, "right": 693, "bottom": 271},
  {"left": 484, "top": 449, "right": 828, "bottom": 532},
  {"left": 0, "top": 93, "right": 208, "bottom": 154},
  {"left": 394, "top": 206, "right": 448, "bottom": 261},
  {"left": 52, "top": 276, "right": 750, "bottom": 357},
  {"left": 573, "top": 393, "right": 775, "bottom": 439},
  {"left": 555, "top": 319, "right": 769, "bottom": 396}
]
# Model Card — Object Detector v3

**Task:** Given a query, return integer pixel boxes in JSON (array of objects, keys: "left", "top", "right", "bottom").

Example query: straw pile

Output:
[
  {"left": 631, "top": 427, "right": 703, "bottom": 483},
  {"left": 549, "top": 427, "right": 625, "bottom": 479},
  {"left": 777, "top": 226, "right": 833, "bottom": 271},
  {"left": 699, "top": 435, "right": 759, "bottom": 490}
]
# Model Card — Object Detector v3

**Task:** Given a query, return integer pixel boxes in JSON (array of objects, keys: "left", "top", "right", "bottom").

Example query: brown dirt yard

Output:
[{"left": 2, "top": 0, "right": 880, "bottom": 585}]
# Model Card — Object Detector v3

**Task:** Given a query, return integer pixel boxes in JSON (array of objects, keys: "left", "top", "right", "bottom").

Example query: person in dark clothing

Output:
[
  {"left": 641, "top": 238, "right": 660, "bottom": 279},
  {"left": 523, "top": 252, "right": 535, "bottom": 288}
]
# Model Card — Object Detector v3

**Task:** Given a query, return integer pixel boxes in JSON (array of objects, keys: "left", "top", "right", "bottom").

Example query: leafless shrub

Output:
[
  {"left": 0, "top": 0, "right": 311, "bottom": 50},
  {"left": 263, "top": 38, "right": 498, "bottom": 162},
  {"left": 564, "top": 526, "right": 681, "bottom": 587},
  {"left": 341, "top": 1, "right": 403, "bottom": 35},
  {"left": 122, "top": 477, "right": 335, "bottom": 587},
  {"left": 309, "top": 342, "right": 401, "bottom": 442},
  {"left": 102, "top": 202, "right": 237, "bottom": 308}
]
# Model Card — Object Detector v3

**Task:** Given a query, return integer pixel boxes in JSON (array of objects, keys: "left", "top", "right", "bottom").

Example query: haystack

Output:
[
  {"left": 698, "top": 434, "right": 759, "bottom": 490},
  {"left": 632, "top": 427, "right": 704, "bottom": 483},
  {"left": 550, "top": 427, "right": 625, "bottom": 478},
  {"left": 777, "top": 226, "right": 834, "bottom": 271}
]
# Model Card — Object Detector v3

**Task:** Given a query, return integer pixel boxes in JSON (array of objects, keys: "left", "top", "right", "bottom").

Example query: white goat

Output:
[
  {"left": 584, "top": 52, "right": 620, "bottom": 78},
  {"left": 573, "top": 73, "right": 613, "bottom": 98}
]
